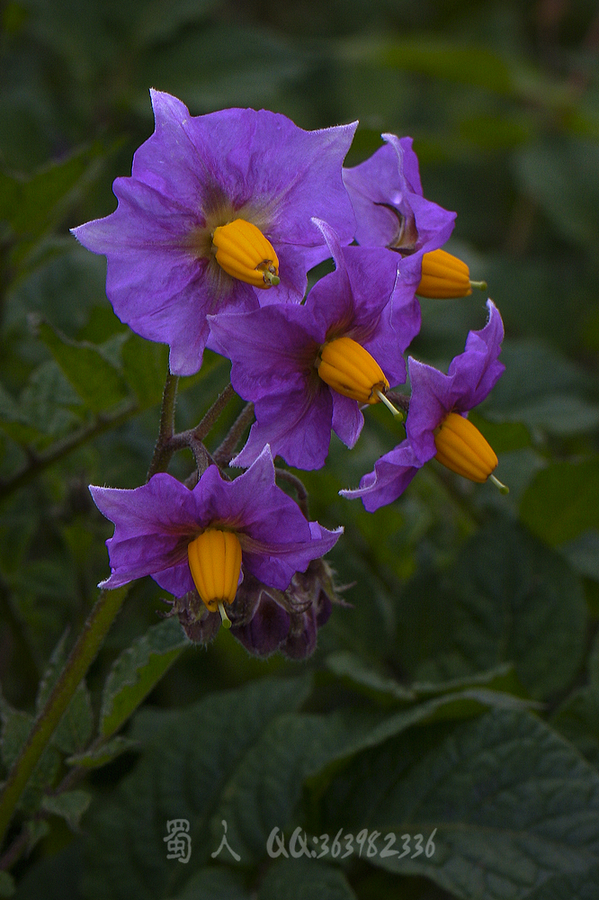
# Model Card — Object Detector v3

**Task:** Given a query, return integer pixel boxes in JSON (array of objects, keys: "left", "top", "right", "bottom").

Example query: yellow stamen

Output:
[
  {"left": 316, "top": 336, "right": 389, "bottom": 404},
  {"left": 434, "top": 411, "right": 498, "bottom": 483},
  {"left": 187, "top": 528, "right": 242, "bottom": 613},
  {"left": 212, "top": 219, "right": 280, "bottom": 288},
  {"left": 417, "top": 248, "right": 487, "bottom": 299}
]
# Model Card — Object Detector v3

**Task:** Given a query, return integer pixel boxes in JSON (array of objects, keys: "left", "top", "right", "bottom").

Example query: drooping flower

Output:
[
  {"left": 89, "top": 446, "right": 342, "bottom": 628},
  {"left": 342, "top": 134, "right": 456, "bottom": 290},
  {"left": 341, "top": 300, "right": 505, "bottom": 511},
  {"left": 171, "top": 558, "right": 337, "bottom": 659},
  {"left": 209, "top": 220, "right": 420, "bottom": 471},
  {"left": 72, "top": 90, "right": 358, "bottom": 376}
]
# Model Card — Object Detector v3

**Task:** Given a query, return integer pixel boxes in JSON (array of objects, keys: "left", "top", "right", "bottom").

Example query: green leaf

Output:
[
  {"left": 99, "top": 617, "right": 190, "bottom": 738},
  {"left": 83, "top": 676, "right": 313, "bottom": 900},
  {"left": 66, "top": 736, "right": 139, "bottom": 769},
  {"left": 397, "top": 517, "right": 587, "bottom": 699},
  {"left": 41, "top": 789, "right": 91, "bottom": 831},
  {"left": 523, "top": 866, "right": 599, "bottom": 899},
  {"left": 0, "top": 871, "right": 15, "bottom": 898},
  {"left": 37, "top": 319, "right": 130, "bottom": 414},
  {"left": 520, "top": 460, "right": 599, "bottom": 545},
  {"left": 2, "top": 144, "right": 104, "bottom": 265},
  {"left": 213, "top": 691, "right": 533, "bottom": 865},
  {"left": 258, "top": 858, "right": 357, "bottom": 900},
  {"left": 120, "top": 334, "right": 169, "bottom": 408},
  {"left": 486, "top": 340, "right": 599, "bottom": 436},
  {"left": 324, "top": 651, "right": 415, "bottom": 704},
  {"left": 515, "top": 140, "right": 599, "bottom": 249},
  {"left": 321, "top": 709, "right": 599, "bottom": 899},
  {"left": 0, "top": 696, "right": 60, "bottom": 813},
  {"left": 378, "top": 38, "right": 514, "bottom": 93},
  {"left": 172, "top": 867, "right": 250, "bottom": 900},
  {"left": 133, "top": 0, "right": 217, "bottom": 48},
  {"left": 551, "top": 685, "right": 599, "bottom": 768}
]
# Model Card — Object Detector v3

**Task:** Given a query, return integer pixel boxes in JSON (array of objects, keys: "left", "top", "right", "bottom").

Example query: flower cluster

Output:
[{"left": 80, "top": 90, "right": 506, "bottom": 658}]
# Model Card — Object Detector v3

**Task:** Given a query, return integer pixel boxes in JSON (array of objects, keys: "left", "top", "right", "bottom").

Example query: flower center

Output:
[
  {"left": 212, "top": 219, "right": 280, "bottom": 288},
  {"left": 417, "top": 248, "right": 486, "bottom": 299},
  {"left": 316, "top": 336, "right": 389, "bottom": 404},
  {"left": 434, "top": 411, "right": 498, "bottom": 482},
  {"left": 187, "top": 528, "right": 243, "bottom": 627}
]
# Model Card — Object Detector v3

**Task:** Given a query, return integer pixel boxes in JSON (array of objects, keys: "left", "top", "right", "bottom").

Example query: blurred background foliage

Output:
[{"left": 1, "top": 0, "right": 599, "bottom": 898}]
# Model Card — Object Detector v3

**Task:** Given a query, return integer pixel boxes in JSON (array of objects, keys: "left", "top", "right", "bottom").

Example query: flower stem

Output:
[
  {"left": 213, "top": 402, "right": 254, "bottom": 466},
  {"left": 0, "top": 585, "right": 129, "bottom": 850},
  {"left": 147, "top": 372, "right": 179, "bottom": 480}
]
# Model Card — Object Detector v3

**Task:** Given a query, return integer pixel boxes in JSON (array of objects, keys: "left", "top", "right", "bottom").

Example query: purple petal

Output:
[
  {"left": 340, "top": 441, "right": 420, "bottom": 512},
  {"left": 331, "top": 392, "right": 364, "bottom": 448},
  {"left": 231, "top": 593, "right": 290, "bottom": 657},
  {"left": 232, "top": 385, "right": 334, "bottom": 471}
]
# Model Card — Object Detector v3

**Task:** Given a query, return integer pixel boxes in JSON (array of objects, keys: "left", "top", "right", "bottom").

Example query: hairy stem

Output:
[
  {"left": 147, "top": 372, "right": 180, "bottom": 480},
  {"left": 0, "top": 586, "right": 129, "bottom": 849}
]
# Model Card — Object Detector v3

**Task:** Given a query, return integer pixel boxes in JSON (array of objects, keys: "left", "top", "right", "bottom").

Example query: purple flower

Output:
[
  {"left": 89, "top": 445, "right": 342, "bottom": 597},
  {"left": 72, "top": 90, "right": 357, "bottom": 376},
  {"left": 343, "top": 134, "right": 456, "bottom": 288},
  {"left": 342, "top": 300, "right": 505, "bottom": 511},
  {"left": 209, "top": 220, "right": 420, "bottom": 471}
]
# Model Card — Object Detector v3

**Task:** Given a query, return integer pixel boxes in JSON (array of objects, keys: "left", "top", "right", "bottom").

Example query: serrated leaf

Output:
[
  {"left": 66, "top": 736, "right": 139, "bottom": 769},
  {"left": 321, "top": 709, "right": 599, "bottom": 899},
  {"left": 37, "top": 319, "right": 130, "bottom": 413},
  {"left": 258, "top": 858, "right": 357, "bottom": 900},
  {"left": 83, "top": 676, "right": 313, "bottom": 900},
  {"left": 99, "top": 617, "right": 190, "bottom": 739},
  {"left": 41, "top": 789, "right": 91, "bottom": 831}
]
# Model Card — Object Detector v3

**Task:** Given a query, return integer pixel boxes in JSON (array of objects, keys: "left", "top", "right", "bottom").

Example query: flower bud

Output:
[
  {"left": 212, "top": 218, "right": 280, "bottom": 288},
  {"left": 434, "top": 412, "right": 498, "bottom": 482}
]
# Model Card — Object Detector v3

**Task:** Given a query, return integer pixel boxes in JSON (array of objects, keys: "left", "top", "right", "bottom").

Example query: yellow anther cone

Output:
[
  {"left": 212, "top": 219, "right": 280, "bottom": 288},
  {"left": 434, "top": 412, "right": 498, "bottom": 483},
  {"left": 418, "top": 248, "right": 484, "bottom": 299},
  {"left": 317, "top": 336, "right": 389, "bottom": 404},
  {"left": 187, "top": 528, "right": 242, "bottom": 614}
]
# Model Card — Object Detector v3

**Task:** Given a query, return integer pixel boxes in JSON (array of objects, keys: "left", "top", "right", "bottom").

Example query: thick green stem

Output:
[{"left": 0, "top": 585, "right": 129, "bottom": 849}]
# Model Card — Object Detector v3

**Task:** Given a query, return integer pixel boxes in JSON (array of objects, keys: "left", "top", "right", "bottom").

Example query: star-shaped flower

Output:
[
  {"left": 343, "top": 134, "right": 456, "bottom": 288},
  {"left": 209, "top": 220, "right": 420, "bottom": 470},
  {"left": 73, "top": 90, "right": 357, "bottom": 375},
  {"left": 90, "top": 447, "right": 342, "bottom": 617},
  {"left": 342, "top": 300, "right": 505, "bottom": 510}
]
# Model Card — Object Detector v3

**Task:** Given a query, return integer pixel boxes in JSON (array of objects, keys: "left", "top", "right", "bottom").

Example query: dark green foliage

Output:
[{"left": 2, "top": 1, "right": 599, "bottom": 898}]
